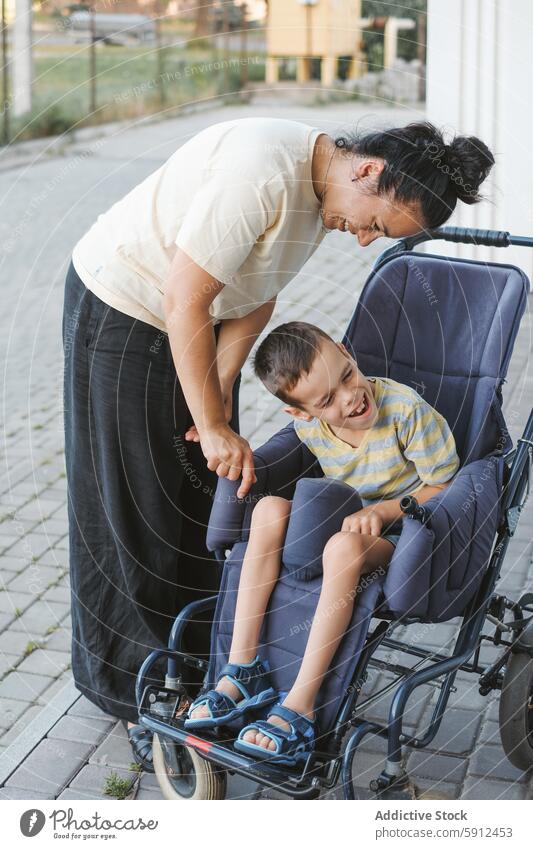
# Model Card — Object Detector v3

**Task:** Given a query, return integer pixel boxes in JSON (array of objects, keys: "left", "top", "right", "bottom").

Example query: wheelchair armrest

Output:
[
  {"left": 382, "top": 453, "right": 504, "bottom": 619},
  {"left": 410, "top": 454, "right": 505, "bottom": 519},
  {"left": 206, "top": 422, "right": 322, "bottom": 553}
]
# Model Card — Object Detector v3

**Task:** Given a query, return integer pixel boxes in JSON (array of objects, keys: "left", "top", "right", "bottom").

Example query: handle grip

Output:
[
  {"left": 435, "top": 226, "right": 510, "bottom": 247},
  {"left": 400, "top": 495, "right": 430, "bottom": 525}
]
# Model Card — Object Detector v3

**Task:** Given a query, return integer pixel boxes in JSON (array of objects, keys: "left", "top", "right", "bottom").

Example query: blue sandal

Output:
[
  {"left": 184, "top": 655, "right": 277, "bottom": 730},
  {"left": 234, "top": 704, "right": 315, "bottom": 765}
]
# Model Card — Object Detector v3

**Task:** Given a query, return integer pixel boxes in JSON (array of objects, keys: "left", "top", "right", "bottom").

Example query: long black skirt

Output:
[{"left": 62, "top": 260, "right": 240, "bottom": 722}]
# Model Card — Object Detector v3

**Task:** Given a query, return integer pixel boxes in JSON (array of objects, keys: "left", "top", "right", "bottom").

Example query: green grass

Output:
[
  {"left": 5, "top": 42, "right": 266, "bottom": 142},
  {"left": 24, "top": 641, "right": 42, "bottom": 656},
  {"left": 103, "top": 772, "right": 134, "bottom": 800}
]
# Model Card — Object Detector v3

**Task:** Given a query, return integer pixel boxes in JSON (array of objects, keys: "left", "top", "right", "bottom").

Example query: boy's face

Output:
[{"left": 283, "top": 339, "right": 379, "bottom": 432}]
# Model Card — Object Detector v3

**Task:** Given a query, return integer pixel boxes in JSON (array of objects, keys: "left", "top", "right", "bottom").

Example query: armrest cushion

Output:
[
  {"left": 206, "top": 422, "right": 322, "bottom": 552},
  {"left": 282, "top": 477, "right": 363, "bottom": 580},
  {"left": 382, "top": 454, "right": 503, "bottom": 621}
]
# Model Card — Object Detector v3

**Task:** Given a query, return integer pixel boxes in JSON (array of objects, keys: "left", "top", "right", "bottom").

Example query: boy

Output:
[{"left": 186, "top": 321, "right": 460, "bottom": 764}]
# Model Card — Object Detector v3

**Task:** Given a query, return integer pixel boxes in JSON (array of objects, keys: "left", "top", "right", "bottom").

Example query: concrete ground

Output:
[{"left": 0, "top": 97, "right": 532, "bottom": 801}]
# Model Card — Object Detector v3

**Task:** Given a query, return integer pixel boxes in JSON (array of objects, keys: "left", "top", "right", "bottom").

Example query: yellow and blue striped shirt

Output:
[{"left": 294, "top": 376, "right": 460, "bottom": 506}]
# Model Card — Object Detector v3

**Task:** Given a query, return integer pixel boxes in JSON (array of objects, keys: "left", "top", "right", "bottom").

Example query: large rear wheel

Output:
[
  {"left": 499, "top": 649, "right": 533, "bottom": 771},
  {"left": 153, "top": 733, "right": 227, "bottom": 800}
]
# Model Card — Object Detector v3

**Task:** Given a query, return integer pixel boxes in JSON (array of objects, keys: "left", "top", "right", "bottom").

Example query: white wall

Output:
[{"left": 426, "top": 0, "right": 533, "bottom": 280}]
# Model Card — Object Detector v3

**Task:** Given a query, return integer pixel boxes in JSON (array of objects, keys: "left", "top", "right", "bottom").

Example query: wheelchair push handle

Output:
[
  {"left": 434, "top": 227, "right": 511, "bottom": 247},
  {"left": 376, "top": 226, "right": 533, "bottom": 269}
]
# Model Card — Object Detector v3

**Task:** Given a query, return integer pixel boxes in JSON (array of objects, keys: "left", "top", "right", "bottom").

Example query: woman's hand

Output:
[
  {"left": 341, "top": 505, "right": 386, "bottom": 537},
  {"left": 200, "top": 423, "right": 257, "bottom": 499}
]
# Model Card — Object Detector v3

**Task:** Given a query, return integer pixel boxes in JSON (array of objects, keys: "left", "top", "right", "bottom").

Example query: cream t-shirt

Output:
[{"left": 72, "top": 117, "right": 327, "bottom": 331}]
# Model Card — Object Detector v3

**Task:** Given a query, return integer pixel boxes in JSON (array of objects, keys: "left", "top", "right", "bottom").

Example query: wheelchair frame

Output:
[{"left": 135, "top": 226, "right": 533, "bottom": 800}]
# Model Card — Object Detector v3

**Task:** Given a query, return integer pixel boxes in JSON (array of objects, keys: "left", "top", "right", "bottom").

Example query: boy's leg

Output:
[
  {"left": 190, "top": 495, "right": 291, "bottom": 719},
  {"left": 244, "top": 531, "right": 394, "bottom": 749}
]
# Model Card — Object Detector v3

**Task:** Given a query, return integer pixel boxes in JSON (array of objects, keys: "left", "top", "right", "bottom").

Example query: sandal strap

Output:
[
  {"left": 188, "top": 689, "right": 237, "bottom": 719},
  {"left": 218, "top": 655, "right": 270, "bottom": 701},
  {"left": 251, "top": 720, "right": 293, "bottom": 741},
  {"left": 268, "top": 704, "right": 315, "bottom": 734},
  {"left": 238, "top": 707, "right": 315, "bottom": 753}
]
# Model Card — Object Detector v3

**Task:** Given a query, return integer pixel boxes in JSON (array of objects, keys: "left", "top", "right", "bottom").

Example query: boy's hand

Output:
[{"left": 341, "top": 505, "right": 386, "bottom": 537}]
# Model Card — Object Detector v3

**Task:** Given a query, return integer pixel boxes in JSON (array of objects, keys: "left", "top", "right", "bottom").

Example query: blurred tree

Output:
[
  {"left": 362, "top": 0, "right": 426, "bottom": 71},
  {"left": 194, "top": 1, "right": 210, "bottom": 35}
]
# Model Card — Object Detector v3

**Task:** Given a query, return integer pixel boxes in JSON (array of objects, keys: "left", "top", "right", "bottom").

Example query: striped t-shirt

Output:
[{"left": 293, "top": 376, "right": 460, "bottom": 506}]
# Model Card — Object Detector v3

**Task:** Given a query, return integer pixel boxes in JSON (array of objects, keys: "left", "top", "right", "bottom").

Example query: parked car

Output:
[{"left": 67, "top": 12, "right": 157, "bottom": 45}]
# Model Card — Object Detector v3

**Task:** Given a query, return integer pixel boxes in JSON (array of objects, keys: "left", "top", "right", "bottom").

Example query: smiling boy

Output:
[{"left": 185, "top": 321, "right": 460, "bottom": 765}]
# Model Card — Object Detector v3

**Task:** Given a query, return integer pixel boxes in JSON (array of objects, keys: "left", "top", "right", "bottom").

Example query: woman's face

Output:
[{"left": 319, "top": 150, "right": 426, "bottom": 246}]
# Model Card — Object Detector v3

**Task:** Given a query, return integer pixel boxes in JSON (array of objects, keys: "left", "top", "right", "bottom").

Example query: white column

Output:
[
  {"left": 426, "top": 0, "right": 533, "bottom": 279},
  {"left": 12, "top": 0, "right": 32, "bottom": 117},
  {"left": 383, "top": 19, "right": 415, "bottom": 71}
]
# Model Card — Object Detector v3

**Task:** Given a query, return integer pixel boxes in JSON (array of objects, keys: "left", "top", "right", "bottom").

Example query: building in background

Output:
[
  {"left": 265, "top": 0, "right": 365, "bottom": 86},
  {"left": 425, "top": 0, "right": 533, "bottom": 279},
  {"left": 265, "top": 1, "right": 419, "bottom": 88}
]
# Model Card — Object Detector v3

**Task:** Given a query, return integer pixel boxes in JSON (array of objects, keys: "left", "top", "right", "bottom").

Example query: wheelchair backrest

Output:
[{"left": 342, "top": 252, "right": 529, "bottom": 465}]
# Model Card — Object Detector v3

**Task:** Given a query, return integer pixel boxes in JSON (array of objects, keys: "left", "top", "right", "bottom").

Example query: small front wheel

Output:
[
  {"left": 499, "top": 650, "right": 533, "bottom": 771},
  {"left": 153, "top": 733, "right": 227, "bottom": 800}
]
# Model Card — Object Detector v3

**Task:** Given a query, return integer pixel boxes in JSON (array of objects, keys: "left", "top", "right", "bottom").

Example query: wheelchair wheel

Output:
[
  {"left": 153, "top": 733, "right": 227, "bottom": 800},
  {"left": 499, "top": 649, "right": 533, "bottom": 771}
]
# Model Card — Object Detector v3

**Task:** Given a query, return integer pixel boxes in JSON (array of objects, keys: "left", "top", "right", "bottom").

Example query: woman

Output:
[{"left": 62, "top": 117, "right": 494, "bottom": 770}]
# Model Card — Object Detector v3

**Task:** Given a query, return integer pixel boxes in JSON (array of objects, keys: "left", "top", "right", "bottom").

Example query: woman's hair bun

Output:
[
  {"left": 335, "top": 120, "right": 495, "bottom": 228},
  {"left": 444, "top": 135, "right": 495, "bottom": 204}
]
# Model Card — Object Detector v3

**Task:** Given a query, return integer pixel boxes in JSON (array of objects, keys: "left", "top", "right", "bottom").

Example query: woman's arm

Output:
[
  {"left": 184, "top": 296, "right": 277, "bottom": 442},
  {"left": 216, "top": 297, "right": 277, "bottom": 388},
  {"left": 163, "top": 248, "right": 257, "bottom": 498}
]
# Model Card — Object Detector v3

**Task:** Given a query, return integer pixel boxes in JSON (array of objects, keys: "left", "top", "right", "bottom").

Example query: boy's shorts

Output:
[{"left": 381, "top": 520, "right": 403, "bottom": 549}]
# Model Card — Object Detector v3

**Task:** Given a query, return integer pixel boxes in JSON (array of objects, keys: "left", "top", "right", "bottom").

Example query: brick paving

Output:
[{"left": 0, "top": 99, "right": 532, "bottom": 801}]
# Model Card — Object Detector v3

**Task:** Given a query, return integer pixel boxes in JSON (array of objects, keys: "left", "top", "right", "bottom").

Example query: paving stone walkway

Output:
[{"left": 0, "top": 99, "right": 532, "bottom": 801}]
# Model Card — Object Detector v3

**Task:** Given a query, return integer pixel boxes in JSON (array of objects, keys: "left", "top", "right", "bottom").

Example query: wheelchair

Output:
[{"left": 136, "top": 226, "right": 533, "bottom": 800}]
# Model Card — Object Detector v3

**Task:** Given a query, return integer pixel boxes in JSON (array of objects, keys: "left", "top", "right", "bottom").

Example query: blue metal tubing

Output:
[
  {"left": 135, "top": 648, "right": 184, "bottom": 710},
  {"left": 341, "top": 721, "right": 389, "bottom": 800},
  {"left": 499, "top": 408, "right": 533, "bottom": 517},
  {"left": 134, "top": 593, "right": 218, "bottom": 708},
  {"left": 386, "top": 578, "right": 498, "bottom": 765},
  {"left": 166, "top": 595, "right": 218, "bottom": 679}
]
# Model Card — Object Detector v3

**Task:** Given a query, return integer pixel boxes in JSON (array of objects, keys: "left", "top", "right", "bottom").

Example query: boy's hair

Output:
[{"left": 253, "top": 321, "right": 335, "bottom": 409}]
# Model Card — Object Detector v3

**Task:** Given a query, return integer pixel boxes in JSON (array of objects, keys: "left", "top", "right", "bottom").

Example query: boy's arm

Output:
[
  {"left": 346, "top": 401, "right": 460, "bottom": 533},
  {"left": 379, "top": 399, "right": 460, "bottom": 524},
  {"left": 344, "top": 479, "right": 455, "bottom": 536},
  {"left": 371, "top": 480, "right": 453, "bottom": 526}
]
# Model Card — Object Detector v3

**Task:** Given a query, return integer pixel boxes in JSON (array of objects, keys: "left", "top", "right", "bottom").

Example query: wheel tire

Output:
[
  {"left": 499, "top": 650, "right": 533, "bottom": 771},
  {"left": 152, "top": 733, "right": 227, "bottom": 800}
]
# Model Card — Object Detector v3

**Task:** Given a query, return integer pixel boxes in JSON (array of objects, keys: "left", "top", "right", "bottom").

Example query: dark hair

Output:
[
  {"left": 335, "top": 121, "right": 495, "bottom": 228},
  {"left": 253, "top": 321, "right": 333, "bottom": 408}
]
